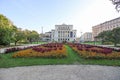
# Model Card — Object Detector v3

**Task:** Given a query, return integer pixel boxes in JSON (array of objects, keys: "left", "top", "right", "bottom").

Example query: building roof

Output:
[{"left": 92, "top": 17, "right": 120, "bottom": 28}]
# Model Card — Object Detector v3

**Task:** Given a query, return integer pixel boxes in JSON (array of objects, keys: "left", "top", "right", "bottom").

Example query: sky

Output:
[{"left": 0, "top": 0, "right": 120, "bottom": 37}]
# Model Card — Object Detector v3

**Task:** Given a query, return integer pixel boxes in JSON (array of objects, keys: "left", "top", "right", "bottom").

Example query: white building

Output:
[
  {"left": 80, "top": 32, "right": 92, "bottom": 42},
  {"left": 51, "top": 24, "right": 76, "bottom": 42}
]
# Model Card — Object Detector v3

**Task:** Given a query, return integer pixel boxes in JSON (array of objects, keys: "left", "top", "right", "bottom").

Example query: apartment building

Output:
[{"left": 92, "top": 17, "right": 120, "bottom": 40}]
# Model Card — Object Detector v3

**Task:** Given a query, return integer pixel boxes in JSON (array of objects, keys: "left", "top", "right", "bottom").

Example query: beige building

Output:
[
  {"left": 92, "top": 17, "right": 120, "bottom": 41},
  {"left": 80, "top": 32, "right": 92, "bottom": 42}
]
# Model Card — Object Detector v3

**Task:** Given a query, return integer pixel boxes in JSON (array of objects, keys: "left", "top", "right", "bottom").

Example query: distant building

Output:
[
  {"left": 80, "top": 32, "right": 92, "bottom": 42},
  {"left": 92, "top": 17, "right": 120, "bottom": 41},
  {"left": 40, "top": 32, "right": 51, "bottom": 42},
  {"left": 51, "top": 24, "right": 76, "bottom": 42},
  {"left": 76, "top": 37, "right": 80, "bottom": 43}
]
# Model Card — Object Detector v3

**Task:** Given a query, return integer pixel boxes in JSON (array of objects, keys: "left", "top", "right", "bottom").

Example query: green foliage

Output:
[
  {"left": 24, "top": 30, "right": 39, "bottom": 43},
  {"left": 13, "top": 28, "right": 25, "bottom": 45},
  {"left": 0, "top": 14, "right": 16, "bottom": 45},
  {"left": 0, "top": 14, "right": 40, "bottom": 46},
  {"left": 96, "top": 27, "right": 120, "bottom": 46},
  {"left": 96, "top": 30, "right": 112, "bottom": 44},
  {"left": 111, "top": 27, "right": 120, "bottom": 46}
]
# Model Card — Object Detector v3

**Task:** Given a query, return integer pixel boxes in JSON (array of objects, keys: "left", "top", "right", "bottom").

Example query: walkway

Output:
[{"left": 0, "top": 65, "right": 120, "bottom": 80}]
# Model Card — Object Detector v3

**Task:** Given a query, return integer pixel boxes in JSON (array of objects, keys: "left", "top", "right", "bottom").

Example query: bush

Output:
[{"left": 103, "top": 42, "right": 113, "bottom": 45}]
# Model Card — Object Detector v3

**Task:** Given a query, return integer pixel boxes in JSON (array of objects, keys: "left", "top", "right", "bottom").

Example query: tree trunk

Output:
[{"left": 15, "top": 41, "right": 17, "bottom": 46}]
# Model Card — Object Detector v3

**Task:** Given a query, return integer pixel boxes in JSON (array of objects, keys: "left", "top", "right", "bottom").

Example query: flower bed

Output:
[
  {"left": 68, "top": 43, "right": 120, "bottom": 59},
  {"left": 4, "top": 45, "right": 41, "bottom": 53},
  {"left": 12, "top": 43, "right": 67, "bottom": 58}
]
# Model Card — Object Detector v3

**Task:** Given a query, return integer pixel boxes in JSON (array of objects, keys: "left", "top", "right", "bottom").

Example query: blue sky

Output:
[{"left": 0, "top": 0, "right": 120, "bottom": 37}]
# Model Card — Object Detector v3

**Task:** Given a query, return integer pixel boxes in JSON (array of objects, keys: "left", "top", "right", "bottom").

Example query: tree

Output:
[
  {"left": 110, "top": 0, "right": 120, "bottom": 12},
  {"left": 24, "top": 30, "right": 39, "bottom": 43},
  {"left": 0, "top": 14, "right": 40, "bottom": 46},
  {"left": 96, "top": 30, "right": 112, "bottom": 44},
  {"left": 30, "top": 30, "right": 39, "bottom": 43},
  {"left": 111, "top": 27, "right": 120, "bottom": 46},
  {"left": 13, "top": 28, "right": 25, "bottom": 45},
  {"left": 0, "top": 14, "right": 15, "bottom": 45},
  {"left": 96, "top": 27, "right": 120, "bottom": 46}
]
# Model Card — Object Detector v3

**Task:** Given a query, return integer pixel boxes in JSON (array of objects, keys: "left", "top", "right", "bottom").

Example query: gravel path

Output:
[{"left": 0, "top": 65, "right": 120, "bottom": 80}]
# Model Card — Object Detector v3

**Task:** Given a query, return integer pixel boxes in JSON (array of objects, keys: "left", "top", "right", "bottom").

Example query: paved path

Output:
[{"left": 0, "top": 65, "right": 120, "bottom": 80}]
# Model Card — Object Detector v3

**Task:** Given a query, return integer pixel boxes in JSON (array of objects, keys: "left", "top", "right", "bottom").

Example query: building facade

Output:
[
  {"left": 80, "top": 32, "right": 92, "bottom": 42},
  {"left": 51, "top": 24, "right": 76, "bottom": 42},
  {"left": 92, "top": 17, "right": 120, "bottom": 41},
  {"left": 40, "top": 32, "right": 51, "bottom": 42}
]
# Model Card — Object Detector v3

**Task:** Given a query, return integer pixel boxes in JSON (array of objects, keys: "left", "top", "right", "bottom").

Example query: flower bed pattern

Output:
[
  {"left": 12, "top": 43, "right": 67, "bottom": 58},
  {"left": 68, "top": 43, "right": 120, "bottom": 59},
  {"left": 5, "top": 45, "right": 41, "bottom": 53}
]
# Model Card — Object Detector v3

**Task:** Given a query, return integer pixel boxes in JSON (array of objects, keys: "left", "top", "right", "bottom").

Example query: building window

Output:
[
  {"left": 58, "top": 35, "right": 60, "bottom": 37},
  {"left": 70, "top": 32, "right": 73, "bottom": 37}
]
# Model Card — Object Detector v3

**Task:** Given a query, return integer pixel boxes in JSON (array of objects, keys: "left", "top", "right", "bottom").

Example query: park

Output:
[{"left": 0, "top": 0, "right": 120, "bottom": 80}]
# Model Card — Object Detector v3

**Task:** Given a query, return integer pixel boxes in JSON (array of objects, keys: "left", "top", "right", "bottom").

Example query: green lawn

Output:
[
  {"left": 31, "top": 41, "right": 47, "bottom": 44},
  {"left": 81, "top": 41, "right": 102, "bottom": 45},
  {"left": 0, "top": 45, "right": 120, "bottom": 68}
]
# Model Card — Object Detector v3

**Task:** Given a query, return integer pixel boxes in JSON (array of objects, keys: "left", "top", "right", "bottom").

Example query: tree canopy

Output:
[
  {"left": 0, "top": 14, "right": 16, "bottom": 45},
  {"left": 96, "top": 27, "right": 120, "bottom": 46},
  {"left": 0, "top": 14, "right": 40, "bottom": 46},
  {"left": 110, "top": 0, "right": 120, "bottom": 12}
]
